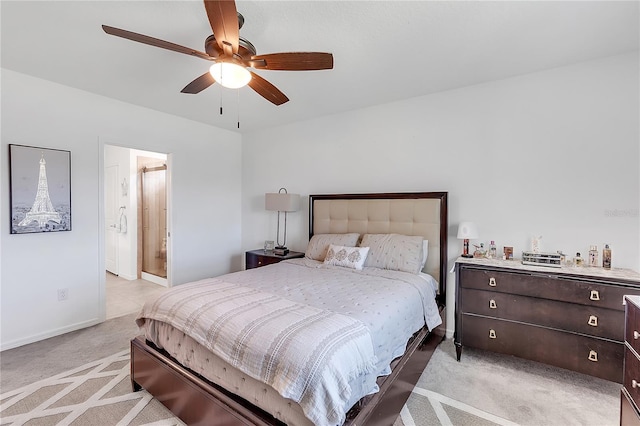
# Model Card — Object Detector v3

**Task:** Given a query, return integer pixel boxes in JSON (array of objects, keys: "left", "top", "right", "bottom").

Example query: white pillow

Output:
[
  {"left": 421, "top": 240, "right": 429, "bottom": 269},
  {"left": 360, "top": 233, "right": 424, "bottom": 274},
  {"left": 324, "top": 244, "right": 370, "bottom": 270},
  {"left": 305, "top": 233, "right": 360, "bottom": 261}
]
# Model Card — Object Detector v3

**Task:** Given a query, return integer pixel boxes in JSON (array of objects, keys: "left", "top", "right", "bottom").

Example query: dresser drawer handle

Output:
[
  {"left": 488, "top": 277, "right": 497, "bottom": 287},
  {"left": 587, "top": 315, "right": 598, "bottom": 327},
  {"left": 588, "top": 350, "right": 598, "bottom": 362},
  {"left": 634, "top": 331, "right": 640, "bottom": 340},
  {"left": 489, "top": 329, "right": 497, "bottom": 339},
  {"left": 489, "top": 299, "right": 497, "bottom": 309},
  {"left": 589, "top": 290, "right": 600, "bottom": 301},
  {"left": 633, "top": 380, "right": 640, "bottom": 389}
]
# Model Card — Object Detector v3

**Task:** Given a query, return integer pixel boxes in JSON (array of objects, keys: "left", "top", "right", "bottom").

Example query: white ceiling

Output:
[{"left": 2, "top": 1, "right": 638, "bottom": 134}]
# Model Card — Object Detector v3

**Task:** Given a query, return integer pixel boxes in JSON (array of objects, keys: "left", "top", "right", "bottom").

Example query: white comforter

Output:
[
  {"left": 137, "top": 259, "right": 441, "bottom": 425},
  {"left": 138, "top": 279, "right": 376, "bottom": 426}
]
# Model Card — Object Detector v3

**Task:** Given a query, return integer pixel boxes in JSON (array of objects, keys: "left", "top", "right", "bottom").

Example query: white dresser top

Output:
[{"left": 456, "top": 256, "right": 640, "bottom": 283}]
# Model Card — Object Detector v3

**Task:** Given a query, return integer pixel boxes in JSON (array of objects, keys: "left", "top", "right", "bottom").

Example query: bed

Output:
[{"left": 131, "top": 191, "right": 448, "bottom": 425}]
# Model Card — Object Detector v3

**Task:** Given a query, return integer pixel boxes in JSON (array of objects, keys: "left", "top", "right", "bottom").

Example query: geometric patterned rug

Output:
[
  {"left": 0, "top": 350, "right": 184, "bottom": 426},
  {"left": 0, "top": 349, "right": 514, "bottom": 426},
  {"left": 396, "top": 386, "right": 518, "bottom": 426}
]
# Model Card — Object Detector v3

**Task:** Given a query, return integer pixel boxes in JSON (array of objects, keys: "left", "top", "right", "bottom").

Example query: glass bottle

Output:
[
  {"left": 603, "top": 244, "right": 612, "bottom": 269},
  {"left": 588, "top": 245, "right": 598, "bottom": 267},
  {"left": 489, "top": 240, "right": 497, "bottom": 259},
  {"left": 574, "top": 252, "right": 584, "bottom": 267}
]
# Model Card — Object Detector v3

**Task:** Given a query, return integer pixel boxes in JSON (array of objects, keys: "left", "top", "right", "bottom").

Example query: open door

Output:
[{"left": 105, "top": 164, "right": 119, "bottom": 274}]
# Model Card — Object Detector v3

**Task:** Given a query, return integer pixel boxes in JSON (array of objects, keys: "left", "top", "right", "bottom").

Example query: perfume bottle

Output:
[
  {"left": 603, "top": 244, "right": 612, "bottom": 269},
  {"left": 574, "top": 252, "right": 584, "bottom": 267},
  {"left": 588, "top": 245, "right": 598, "bottom": 267},
  {"left": 489, "top": 240, "right": 497, "bottom": 259},
  {"left": 473, "top": 243, "right": 486, "bottom": 258}
]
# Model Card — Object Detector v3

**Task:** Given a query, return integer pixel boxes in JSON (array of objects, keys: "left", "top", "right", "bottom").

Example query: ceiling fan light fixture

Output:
[{"left": 209, "top": 62, "right": 251, "bottom": 89}]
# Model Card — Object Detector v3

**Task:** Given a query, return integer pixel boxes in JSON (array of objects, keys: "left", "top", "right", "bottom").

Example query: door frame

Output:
[
  {"left": 105, "top": 163, "right": 119, "bottom": 275},
  {"left": 98, "top": 137, "right": 173, "bottom": 322}
]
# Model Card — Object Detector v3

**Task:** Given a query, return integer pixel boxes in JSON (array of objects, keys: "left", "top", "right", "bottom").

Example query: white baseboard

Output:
[
  {"left": 0, "top": 318, "right": 101, "bottom": 351},
  {"left": 141, "top": 272, "right": 168, "bottom": 287},
  {"left": 118, "top": 272, "right": 137, "bottom": 281}
]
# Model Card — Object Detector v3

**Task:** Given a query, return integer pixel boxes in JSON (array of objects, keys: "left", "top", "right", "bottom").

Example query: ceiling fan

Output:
[{"left": 102, "top": 0, "right": 333, "bottom": 106}]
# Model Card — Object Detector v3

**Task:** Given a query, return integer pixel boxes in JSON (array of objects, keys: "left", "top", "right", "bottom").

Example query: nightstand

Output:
[{"left": 245, "top": 249, "right": 304, "bottom": 269}]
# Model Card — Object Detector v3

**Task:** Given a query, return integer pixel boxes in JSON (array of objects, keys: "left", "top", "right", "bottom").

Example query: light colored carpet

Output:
[
  {"left": 0, "top": 350, "right": 184, "bottom": 426},
  {"left": 1, "top": 332, "right": 621, "bottom": 425},
  {"left": 394, "top": 339, "right": 620, "bottom": 426},
  {"left": 1, "top": 313, "right": 141, "bottom": 392}
]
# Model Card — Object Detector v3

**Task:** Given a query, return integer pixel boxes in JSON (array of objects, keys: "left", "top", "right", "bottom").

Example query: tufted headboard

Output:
[{"left": 309, "top": 192, "right": 448, "bottom": 305}]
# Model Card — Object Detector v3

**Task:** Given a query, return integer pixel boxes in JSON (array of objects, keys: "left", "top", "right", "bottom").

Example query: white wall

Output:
[
  {"left": 1, "top": 70, "right": 243, "bottom": 350},
  {"left": 241, "top": 52, "right": 640, "bottom": 338}
]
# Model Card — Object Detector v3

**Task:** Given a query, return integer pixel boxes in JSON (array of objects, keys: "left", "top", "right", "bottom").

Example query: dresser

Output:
[
  {"left": 245, "top": 249, "right": 304, "bottom": 269},
  {"left": 621, "top": 295, "right": 640, "bottom": 425},
  {"left": 454, "top": 257, "right": 640, "bottom": 383}
]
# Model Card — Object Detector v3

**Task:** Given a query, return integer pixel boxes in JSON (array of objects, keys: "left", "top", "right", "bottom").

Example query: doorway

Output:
[{"left": 103, "top": 145, "right": 169, "bottom": 318}]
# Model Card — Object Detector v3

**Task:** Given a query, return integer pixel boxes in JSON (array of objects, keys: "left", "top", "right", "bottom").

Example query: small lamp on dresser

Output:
[
  {"left": 265, "top": 188, "right": 300, "bottom": 256},
  {"left": 457, "top": 221, "right": 478, "bottom": 258}
]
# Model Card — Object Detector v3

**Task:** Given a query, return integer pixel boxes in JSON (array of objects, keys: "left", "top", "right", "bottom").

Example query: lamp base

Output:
[
  {"left": 273, "top": 247, "right": 289, "bottom": 256},
  {"left": 461, "top": 254, "right": 474, "bottom": 258}
]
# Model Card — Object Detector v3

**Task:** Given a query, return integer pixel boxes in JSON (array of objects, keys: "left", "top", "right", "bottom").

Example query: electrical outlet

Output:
[{"left": 57, "top": 288, "right": 69, "bottom": 301}]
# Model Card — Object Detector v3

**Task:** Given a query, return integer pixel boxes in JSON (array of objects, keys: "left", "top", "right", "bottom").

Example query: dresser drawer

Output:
[
  {"left": 459, "top": 267, "right": 632, "bottom": 311},
  {"left": 246, "top": 254, "right": 280, "bottom": 269},
  {"left": 625, "top": 345, "right": 640, "bottom": 406},
  {"left": 461, "top": 314, "right": 624, "bottom": 382},
  {"left": 461, "top": 288, "right": 624, "bottom": 341},
  {"left": 627, "top": 299, "right": 640, "bottom": 354}
]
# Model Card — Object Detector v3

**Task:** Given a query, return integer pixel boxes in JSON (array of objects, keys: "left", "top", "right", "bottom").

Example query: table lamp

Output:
[
  {"left": 457, "top": 222, "right": 478, "bottom": 258},
  {"left": 265, "top": 188, "right": 300, "bottom": 256}
]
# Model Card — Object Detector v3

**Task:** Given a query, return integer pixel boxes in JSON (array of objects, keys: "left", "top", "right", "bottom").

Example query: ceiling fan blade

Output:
[
  {"left": 248, "top": 72, "right": 289, "bottom": 106},
  {"left": 102, "top": 25, "right": 212, "bottom": 61},
  {"left": 181, "top": 72, "right": 216, "bottom": 94},
  {"left": 250, "top": 52, "right": 334, "bottom": 71},
  {"left": 204, "top": 0, "right": 239, "bottom": 55}
]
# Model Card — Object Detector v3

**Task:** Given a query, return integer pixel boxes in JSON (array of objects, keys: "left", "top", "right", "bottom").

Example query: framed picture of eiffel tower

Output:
[{"left": 9, "top": 144, "right": 71, "bottom": 234}]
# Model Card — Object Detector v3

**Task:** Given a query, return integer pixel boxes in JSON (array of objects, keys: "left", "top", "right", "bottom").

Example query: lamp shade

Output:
[
  {"left": 209, "top": 62, "right": 251, "bottom": 89},
  {"left": 265, "top": 192, "right": 300, "bottom": 212},
  {"left": 457, "top": 222, "right": 478, "bottom": 239}
]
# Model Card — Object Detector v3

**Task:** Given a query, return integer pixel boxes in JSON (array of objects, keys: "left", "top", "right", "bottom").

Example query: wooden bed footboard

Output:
[
  {"left": 131, "top": 313, "right": 445, "bottom": 426},
  {"left": 131, "top": 336, "right": 283, "bottom": 426}
]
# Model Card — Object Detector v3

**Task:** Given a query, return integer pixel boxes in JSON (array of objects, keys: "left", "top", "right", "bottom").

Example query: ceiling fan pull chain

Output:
[
  {"left": 219, "top": 84, "right": 223, "bottom": 115},
  {"left": 237, "top": 89, "right": 241, "bottom": 129}
]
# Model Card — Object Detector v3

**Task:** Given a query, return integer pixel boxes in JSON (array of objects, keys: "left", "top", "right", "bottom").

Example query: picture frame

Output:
[{"left": 9, "top": 144, "right": 71, "bottom": 234}]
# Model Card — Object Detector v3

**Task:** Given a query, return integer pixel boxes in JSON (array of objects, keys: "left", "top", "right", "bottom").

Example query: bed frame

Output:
[{"left": 131, "top": 191, "right": 448, "bottom": 425}]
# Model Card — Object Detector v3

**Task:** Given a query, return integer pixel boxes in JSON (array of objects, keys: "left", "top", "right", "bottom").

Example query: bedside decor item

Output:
[
  {"left": 531, "top": 235, "right": 542, "bottom": 253},
  {"left": 522, "top": 251, "right": 562, "bottom": 267},
  {"left": 263, "top": 240, "right": 274, "bottom": 253},
  {"left": 473, "top": 243, "right": 486, "bottom": 259},
  {"left": 488, "top": 240, "right": 497, "bottom": 259},
  {"left": 588, "top": 245, "right": 599, "bottom": 267},
  {"left": 603, "top": 244, "right": 612, "bottom": 269},
  {"left": 265, "top": 188, "right": 300, "bottom": 256},
  {"left": 503, "top": 246, "right": 514, "bottom": 260},
  {"left": 456, "top": 222, "right": 478, "bottom": 258},
  {"left": 9, "top": 144, "right": 71, "bottom": 234}
]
